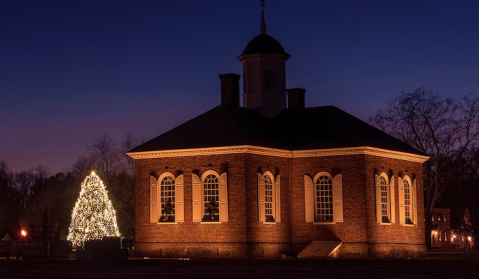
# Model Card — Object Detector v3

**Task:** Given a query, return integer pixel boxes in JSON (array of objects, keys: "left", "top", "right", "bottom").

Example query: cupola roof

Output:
[{"left": 241, "top": 34, "right": 289, "bottom": 56}]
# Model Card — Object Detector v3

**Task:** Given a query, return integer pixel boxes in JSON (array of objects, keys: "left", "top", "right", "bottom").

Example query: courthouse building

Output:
[{"left": 128, "top": 9, "right": 429, "bottom": 258}]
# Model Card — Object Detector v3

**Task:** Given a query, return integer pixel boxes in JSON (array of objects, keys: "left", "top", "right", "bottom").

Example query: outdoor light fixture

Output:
[
  {"left": 21, "top": 230, "right": 27, "bottom": 237},
  {"left": 468, "top": 236, "right": 472, "bottom": 241}
]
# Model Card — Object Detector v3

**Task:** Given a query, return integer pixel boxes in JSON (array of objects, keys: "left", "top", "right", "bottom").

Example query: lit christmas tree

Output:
[{"left": 67, "top": 171, "right": 120, "bottom": 247}]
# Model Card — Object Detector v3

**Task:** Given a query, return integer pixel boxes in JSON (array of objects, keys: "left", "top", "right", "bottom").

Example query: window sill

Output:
[
  {"left": 262, "top": 221, "right": 276, "bottom": 224},
  {"left": 402, "top": 223, "right": 414, "bottom": 227},
  {"left": 379, "top": 222, "right": 392, "bottom": 226},
  {"left": 157, "top": 222, "right": 177, "bottom": 225},
  {"left": 313, "top": 222, "right": 335, "bottom": 225},
  {"left": 200, "top": 221, "right": 222, "bottom": 224}
]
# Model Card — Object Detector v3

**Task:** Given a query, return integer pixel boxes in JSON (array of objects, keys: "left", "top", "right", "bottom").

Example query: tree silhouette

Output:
[{"left": 369, "top": 88, "right": 479, "bottom": 247}]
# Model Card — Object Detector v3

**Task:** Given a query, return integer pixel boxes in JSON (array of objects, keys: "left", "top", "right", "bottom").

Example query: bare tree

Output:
[
  {"left": 88, "top": 133, "right": 120, "bottom": 181},
  {"left": 107, "top": 133, "right": 144, "bottom": 237},
  {"left": 0, "top": 161, "right": 16, "bottom": 236},
  {"left": 445, "top": 147, "right": 479, "bottom": 240},
  {"left": 369, "top": 88, "right": 479, "bottom": 247},
  {"left": 120, "top": 133, "right": 143, "bottom": 176},
  {"left": 12, "top": 165, "right": 50, "bottom": 209},
  {"left": 71, "top": 156, "right": 96, "bottom": 182}
]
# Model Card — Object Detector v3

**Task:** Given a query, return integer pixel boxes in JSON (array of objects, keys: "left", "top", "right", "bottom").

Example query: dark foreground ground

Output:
[{"left": 1, "top": 252, "right": 478, "bottom": 279}]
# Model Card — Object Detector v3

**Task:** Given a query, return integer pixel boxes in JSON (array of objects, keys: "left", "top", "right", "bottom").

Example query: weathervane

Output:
[{"left": 260, "top": 0, "right": 266, "bottom": 34}]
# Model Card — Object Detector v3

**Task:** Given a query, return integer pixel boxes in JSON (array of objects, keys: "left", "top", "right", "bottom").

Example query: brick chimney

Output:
[
  {"left": 287, "top": 88, "right": 306, "bottom": 109},
  {"left": 219, "top": 73, "right": 241, "bottom": 107}
]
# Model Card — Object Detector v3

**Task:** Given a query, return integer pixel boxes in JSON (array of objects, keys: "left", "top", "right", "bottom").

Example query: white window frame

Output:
[
  {"left": 314, "top": 172, "right": 333, "bottom": 223},
  {"left": 375, "top": 173, "right": 394, "bottom": 225},
  {"left": 150, "top": 172, "right": 184, "bottom": 224},
  {"left": 159, "top": 173, "right": 176, "bottom": 221},
  {"left": 398, "top": 175, "right": 417, "bottom": 226},
  {"left": 192, "top": 171, "right": 228, "bottom": 223},
  {"left": 305, "top": 172, "right": 343, "bottom": 224},
  {"left": 258, "top": 171, "right": 281, "bottom": 223},
  {"left": 403, "top": 178, "right": 411, "bottom": 224}
]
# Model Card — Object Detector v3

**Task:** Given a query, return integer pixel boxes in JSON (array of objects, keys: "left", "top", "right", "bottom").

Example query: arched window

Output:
[
  {"left": 375, "top": 173, "right": 395, "bottom": 224},
  {"left": 404, "top": 179, "right": 411, "bottom": 224},
  {"left": 380, "top": 176, "right": 388, "bottom": 222},
  {"left": 264, "top": 175, "right": 274, "bottom": 220},
  {"left": 305, "top": 173, "right": 343, "bottom": 224},
  {"left": 398, "top": 175, "right": 417, "bottom": 225},
  {"left": 315, "top": 174, "right": 333, "bottom": 222},
  {"left": 160, "top": 175, "right": 175, "bottom": 222},
  {"left": 150, "top": 172, "right": 184, "bottom": 223},
  {"left": 192, "top": 171, "right": 228, "bottom": 223},
  {"left": 258, "top": 172, "right": 281, "bottom": 223},
  {"left": 203, "top": 173, "right": 219, "bottom": 221}
]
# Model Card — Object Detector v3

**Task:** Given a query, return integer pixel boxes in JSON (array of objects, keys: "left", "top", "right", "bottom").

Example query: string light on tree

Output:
[{"left": 67, "top": 171, "right": 120, "bottom": 247}]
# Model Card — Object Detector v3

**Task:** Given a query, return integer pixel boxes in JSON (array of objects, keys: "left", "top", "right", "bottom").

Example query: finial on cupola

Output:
[{"left": 260, "top": 0, "right": 266, "bottom": 34}]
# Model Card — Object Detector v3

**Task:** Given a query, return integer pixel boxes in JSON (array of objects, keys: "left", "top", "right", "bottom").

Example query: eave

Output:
[{"left": 127, "top": 145, "right": 429, "bottom": 163}]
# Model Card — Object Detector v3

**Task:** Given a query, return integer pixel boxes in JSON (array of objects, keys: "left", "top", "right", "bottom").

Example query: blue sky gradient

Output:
[{"left": 1, "top": 0, "right": 478, "bottom": 172}]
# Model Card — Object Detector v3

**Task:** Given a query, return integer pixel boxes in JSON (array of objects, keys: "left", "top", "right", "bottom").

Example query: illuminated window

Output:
[
  {"left": 192, "top": 171, "right": 228, "bottom": 223},
  {"left": 375, "top": 173, "right": 394, "bottom": 224},
  {"left": 258, "top": 172, "right": 280, "bottom": 223},
  {"left": 380, "top": 176, "right": 389, "bottom": 222},
  {"left": 399, "top": 176, "right": 417, "bottom": 225},
  {"left": 150, "top": 173, "right": 184, "bottom": 223},
  {"left": 203, "top": 174, "right": 219, "bottom": 218},
  {"left": 264, "top": 175, "right": 274, "bottom": 220},
  {"left": 160, "top": 175, "right": 175, "bottom": 220},
  {"left": 404, "top": 180, "right": 412, "bottom": 224},
  {"left": 438, "top": 213, "right": 441, "bottom": 221},
  {"left": 315, "top": 175, "right": 333, "bottom": 222},
  {"left": 438, "top": 230, "right": 442, "bottom": 241},
  {"left": 304, "top": 172, "right": 343, "bottom": 224},
  {"left": 445, "top": 231, "right": 447, "bottom": 242},
  {"left": 444, "top": 213, "right": 447, "bottom": 222}
]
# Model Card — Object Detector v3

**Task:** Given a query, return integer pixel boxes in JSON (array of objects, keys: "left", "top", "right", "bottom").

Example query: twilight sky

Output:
[{"left": 1, "top": 0, "right": 478, "bottom": 173}]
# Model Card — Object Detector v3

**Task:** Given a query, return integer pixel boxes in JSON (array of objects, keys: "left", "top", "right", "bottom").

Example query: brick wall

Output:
[
  {"left": 364, "top": 155, "right": 426, "bottom": 253},
  {"left": 134, "top": 152, "right": 426, "bottom": 258},
  {"left": 135, "top": 154, "right": 249, "bottom": 258}
]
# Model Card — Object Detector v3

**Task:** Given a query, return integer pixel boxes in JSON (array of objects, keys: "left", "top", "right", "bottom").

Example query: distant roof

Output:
[
  {"left": 129, "top": 105, "right": 426, "bottom": 157},
  {"left": 241, "top": 34, "right": 289, "bottom": 56}
]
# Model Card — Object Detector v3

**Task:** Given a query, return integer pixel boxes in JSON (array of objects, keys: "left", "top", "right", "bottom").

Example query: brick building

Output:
[
  {"left": 128, "top": 9, "right": 429, "bottom": 258},
  {"left": 431, "top": 208, "right": 451, "bottom": 249},
  {"left": 430, "top": 208, "right": 476, "bottom": 251}
]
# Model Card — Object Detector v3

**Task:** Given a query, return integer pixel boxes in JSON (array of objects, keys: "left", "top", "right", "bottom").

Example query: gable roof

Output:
[{"left": 129, "top": 104, "right": 426, "bottom": 157}]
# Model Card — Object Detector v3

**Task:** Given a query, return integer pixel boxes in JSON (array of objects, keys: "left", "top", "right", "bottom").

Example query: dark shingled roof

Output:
[
  {"left": 129, "top": 105, "right": 425, "bottom": 156},
  {"left": 241, "top": 34, "right": 290, "bottom": 56}
]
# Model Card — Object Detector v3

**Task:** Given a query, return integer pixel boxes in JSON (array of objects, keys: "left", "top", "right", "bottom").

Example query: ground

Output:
[{"left": 0, "top": 252, "right": 478, "bottom": 278}]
